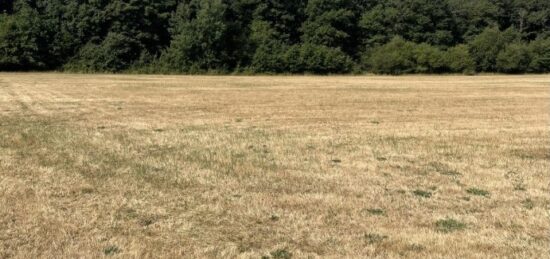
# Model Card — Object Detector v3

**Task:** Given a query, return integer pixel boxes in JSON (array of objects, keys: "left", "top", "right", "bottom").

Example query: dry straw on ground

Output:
[{"left": 0, "top": 73, "right": 549, "bottom": 258}]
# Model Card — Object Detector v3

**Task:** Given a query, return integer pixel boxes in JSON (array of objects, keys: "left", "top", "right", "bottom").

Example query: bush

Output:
[
  {"left": 444, "top": 44, "right": 476, "bottom": 74},
  {"left": 250, "top": 42, "right": 288, "bottom": 73},
  {"left": 283, "top": 44, "right": 354, "bottom": 74},
  {"left": 496, "top": 43, "right": 531, "bottom": 73},
  {"left": 159, "top": 0, "right": 229, "bottom": 73},
  {"left": 65, "top": 33, "right": 141, "bottom": 72},
  {"left": 0, "top": 8, "right": 46, "bottom": 70},
  {"left": 413, "top": 43, "right": 446, "bottom": 73},
  {"left": 366, "top": 37, "right": 416, "bottom": 75},
  {"left": 468, "top": 27, "right": 521, "bottom": 72},
  {"left": 528, "top": 37, "right": 550, "bottom": 73}
]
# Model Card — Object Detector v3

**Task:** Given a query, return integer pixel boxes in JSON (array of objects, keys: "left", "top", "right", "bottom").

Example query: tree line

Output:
[{"left": 1, "top": 0, "right": 549, "bottom": 74}]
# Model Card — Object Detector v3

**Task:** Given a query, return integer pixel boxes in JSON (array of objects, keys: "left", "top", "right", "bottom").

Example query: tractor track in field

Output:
[{"left": 0, "top": 76, "right": 131, "bottom": 128}]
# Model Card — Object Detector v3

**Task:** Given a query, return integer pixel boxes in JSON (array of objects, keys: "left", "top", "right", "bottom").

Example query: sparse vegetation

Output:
[
  {"left": 270, "top": 248, "right": 292, "bottom": 259},
  {"left": 0, "top": 74, "right": 548, "bottom": 258},
  {"left": 467, "top": 188, "right": 490, "bottom": 197},
  {"left": 436, "top": 219, "right": 467, "bottom": 233},
  {"left": 366, "top": 208, "right": 386, "bottom": 216},
  {"left": 523, "top": 199, "right": 535, "bottom": 210},
  {"left": 103, "top": 245, "right": 121, "bottom": 256},
  {"left": 429, "top": 162, "right": 461, "bottom": 176},
  {"left": 413, "top": 190, "right": 433, "bottom": 198},
  {"left": 364, "top": 233, "right": 388, "bottom": 244}
]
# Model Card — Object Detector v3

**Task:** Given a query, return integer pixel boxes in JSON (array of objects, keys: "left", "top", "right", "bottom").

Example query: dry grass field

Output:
[{"left": 0, "top": 73, "right": 549, "bottom": 258}]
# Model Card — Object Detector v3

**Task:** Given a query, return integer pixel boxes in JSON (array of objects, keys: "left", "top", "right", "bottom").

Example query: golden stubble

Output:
[{"left": 0, "top": 73, "right": 549, "bottom": 258}]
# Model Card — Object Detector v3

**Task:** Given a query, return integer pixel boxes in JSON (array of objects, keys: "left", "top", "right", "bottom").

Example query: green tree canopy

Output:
[{"left": 1, "top": 0, "right": 549, "bottom": 74}]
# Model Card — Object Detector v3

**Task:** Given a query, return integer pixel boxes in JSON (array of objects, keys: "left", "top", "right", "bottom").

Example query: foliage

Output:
[
  {"left": 527, "top": 37, "right": 550, "bottom": 72},
  {"left": 1, "top": 0, "right": 550, "bottom": 74},
  {"left": 360, "top": 0, "right": 458, "bottom": 47},
  {"left": 0, "top": 3, "right": 46, "bottom": 70},
  {"left": 496, "top": 43, "right": 531, "bottom": 73},
  {"left": 436, "top": 218, "right": 466, "bottom": 233},
  {"left": 468, "top": 27, "right": 521, "bottom": 72},
  {"left": 284, "top": 43, "right": 354, "bottom": 74},
  {"left": 413, "top": 43, "right": 446, "bottom": 73},
  {"left": 301, "top": 0, "right": 356, "bottom": 52},
  {"left": 161, "top": 0, "right": 229, "bottom": 73},
  {"left": 65, "top": 32, "right": 141, "bottom": 72},
  {"left": 445, "top": 44, "right": 476, "bottom": 74},
  {"left": 365, "top": 37, "right": 416, "bottom": 75},
  {"left": 248, "top": 19, "right": 289, "bottom": 73}
]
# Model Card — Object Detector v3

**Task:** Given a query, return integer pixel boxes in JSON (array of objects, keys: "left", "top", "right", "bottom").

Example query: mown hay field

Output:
[{"left": 0, "top": 73, "right": 549, "bottom": 258}]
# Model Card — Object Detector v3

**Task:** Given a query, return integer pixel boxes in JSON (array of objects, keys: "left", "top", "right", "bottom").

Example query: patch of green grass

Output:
[
  {"left": 80, "top": 187, "right": 94, "bottom": 194},
  {"left": 366, "top": 208, "right": 385, "bottom": 216},
  {"left": 270, "top": 248, "right": 292, "bottom": 259},
  {"left": 522, "top": 199, "right": 534, "bottom": 210},
  {"left": 509, "top": 148, "right": 547, "bottom": 160},
  {"left": 270, "top": 214, "right": 280, "bottom": 221},
  {"left": 429, "top": 162, "right": 461, "bottom": 176},
  {"left": 139, "top": 216, "right": 156, "bottom": 227},
  {"left": 364, "top": 233, "right": 388, "bottom": 244},
  {"left": 406, "top": 243, "right": 425, "bottom": 252},
  {"left": 436, "top": 218, "right": 466, "bottom": 233},
  {"left": 506, "top": 170, "right": 527, "bottom": 191},
  {"left": 103, "top": 245, "right": 121, "bottom": 256},
  {"left": 413, "top": 190, "right": 432, "bottom": 198},
  {"left": 466, "top": 188, "right": 490, "bottom": 197}
]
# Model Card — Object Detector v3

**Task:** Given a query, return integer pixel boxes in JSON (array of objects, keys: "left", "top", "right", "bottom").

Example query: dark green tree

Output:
[
  {"left": 468, "top": 27, "right": 521, "bottom": 71},
  {"left": 0, "top": 1, "right": 46, "bottom": 70},
  {"left": 65, "top": 32, "right": 141, "bottom": 72},
  {"left": 360, "top": 0, "right": 458, "bottom": 47},
  {"left": 301, "top": 0, "right": 355, "bottom": 50},
  {"left": 252, "top": 0, "right": 305, "bottom": 45},
  {"left": 284, "top": 43, "right": 354, "bottom": 74},
  {"left": 162, "top": 0, "right": 230, "bottom": 73},
  {"left": 1, "top": 0, "right": 549, "bottom": 74},
  {"left": 365, "top": 36, "right": 416, "bottom": 75},
  {"left": 496, "top": 43, "right": 531, "bottom": 73},
  {"left": 248, "top": 19, "right": 288, "bottom": 73},
  {"left": 511, "top": 0, "right": 550, "bottom": 40},
  {"left": 527, "top": 37, "right": 550, "bottom": 72},
  {"left": 413, "top": 43, "right": 446, "bottom": 73},
  {"left": 444, "top": 44, "right": 476, "bottom": 74},
  {"left": 447, "top": 0, "right": 501, "bottom": 41},
  {"left": 247, "top": 0, "right": 306, "bottom": 73}
]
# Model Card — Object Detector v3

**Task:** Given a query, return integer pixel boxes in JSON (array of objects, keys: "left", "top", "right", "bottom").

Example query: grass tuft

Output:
[
  {"left": 429, "top": 162, "right": 461, "bottom": 176},
  {"left": 270, "top": 248, "right": 292, "bottom": 259},
  {"left": 522, "top": 199, "right": 535, "bottom": 210},
  {"left": 466, "top": 188, "right": 490, "bottom": 197},
  {"left": 103, "top": 245, "right": 121, "bottom": 256},
  {"left": 436, "top": 218, "right": 466, "bottom": 233},
  {"left": 413, "top": 190, "right": 432, "bottom": 198},
  {"left": 366, "top": 208, "right": 385, "bottom": 216},
  {"left": 365, "top": 233, "right": 388, "bottom": 244}
]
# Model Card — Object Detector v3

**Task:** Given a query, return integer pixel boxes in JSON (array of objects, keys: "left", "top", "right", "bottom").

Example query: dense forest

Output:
[{"left": 1, "top": 0, "right": 549, "bottom": 74}]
